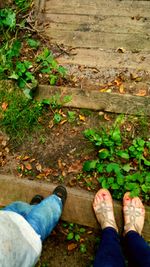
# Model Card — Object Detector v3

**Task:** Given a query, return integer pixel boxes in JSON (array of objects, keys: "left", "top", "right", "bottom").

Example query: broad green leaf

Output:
[
  {"left": 102, "top": 179, "right": 109, "bottom": 189},
  {"left": 111, "top": 183, "right": 120, "bottom": 190},
  {"left": 106, "top": 163, "right": 120, "bottom": 174},
  {"left": 98, "top": 149, "right": 110, "bottom": 159},
  {"left": 117, "top": 150, "right": 129, "bottom": 159},
  {"left": 75, "top": 234, "right": 80, "bottom": 242},
  {"left": 83, "top": 160, "right": 98, "bottom": 172},
  {"left": 122, "top": 164, "right": 131, "bottom": 172},
  {"left": 67, "top": 232, "right": 74, "bottom": 240},
  {"left": 97, "top": 163, "right": 105, "bottom": 173}
]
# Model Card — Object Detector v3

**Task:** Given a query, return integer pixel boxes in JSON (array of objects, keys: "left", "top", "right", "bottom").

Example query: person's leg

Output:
[
  {"left": 123, "top": 192, "right": 150, "bottom": 267},
  {"left": 3, "top": 201, "right": 33, "bottom": 217},
  {"left": 3, "top": 195, "right": 44, "bottom": 217},
  {"left": 25, "top": 186, "right": 67, "bottom": 241},
  {"left": 93, "top": 189, "right": 125, "bottom": 267}
]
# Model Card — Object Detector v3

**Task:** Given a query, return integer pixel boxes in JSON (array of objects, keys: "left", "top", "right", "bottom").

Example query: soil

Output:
[{"left": 36, "top": 222, "right": 100, "bottom": 267}]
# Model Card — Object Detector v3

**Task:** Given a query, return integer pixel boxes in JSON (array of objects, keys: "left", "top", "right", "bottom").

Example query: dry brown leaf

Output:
[
  {"left": 36, "top": 163, "right": 42, "bottom": 172},
  {"left": 2, "top": 102, "right": 8, "bottom": 111},
  {"left": 67, "top": 243, "right": 78, "bottom": 251},
  {"left": 2, "top": 140, "right": 7, "bottom": 147},
  {"left": 117, "top": 47, "right": 126, "bottom": 53},
  {"left": 68, "top": 178, "right": 77, "bottom": 186},
  {"left": 135, "top": 89, "right": 147, "bottom": 96},
  {"left": 104, "top": 114, "right": 111, "bottom": 121},
  {"left": 48, "top": 120, "right": 54, "bottom": 129},
  {"left": 30, "top": 158, "right": 36, "bottom": 163},
  {"left": 60, "top": 119, "right": 67, "bottom": 125},
  {"left": 22, "top": 155, "right": 30, "bottom": 161},
  {"left": 114, "top": 79, "right": 122, "bottom": 87},
  {"left": 68, "top": 160, "right": 83, "bottom": 173}
]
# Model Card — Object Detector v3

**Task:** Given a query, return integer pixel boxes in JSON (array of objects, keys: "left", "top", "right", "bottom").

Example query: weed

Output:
[
  {"left": 36, "top": 48, "right": 66, "bottom": 85},
  {"left": 67, "top": 111, "right": 76, "bottom": 123},
  {"left": 83, "top": 123, "right": 150, "bottom": 201}
]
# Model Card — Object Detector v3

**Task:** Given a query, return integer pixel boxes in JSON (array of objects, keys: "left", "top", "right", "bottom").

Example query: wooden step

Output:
[{"left": 0, "top": 174, "right": 150, "bottom": 240}]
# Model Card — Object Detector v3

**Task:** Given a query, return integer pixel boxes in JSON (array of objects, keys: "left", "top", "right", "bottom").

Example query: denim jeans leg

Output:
[
  {"left": 94, "top": 227, "right": 125, "bottom": 267},
  {"left": 25, "top": 194, "right": 62, "bottom": 241},
  {"left": 3, "top": 201, "right": 33, "bottom": 217}
]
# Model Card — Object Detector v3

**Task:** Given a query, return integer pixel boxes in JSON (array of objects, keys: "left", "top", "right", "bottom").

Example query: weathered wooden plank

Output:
[
  {"left": 36, "top": 85, "right": 150, "bottom": 116},
  {"left": 45, "top": 13, "right": 150, "bottom": 35},
  {"left": 45, "top": 28, "right": 150, "bottom": 51},
  {"left": 57, "top": 48, "right": 150, "bottom": 71},
  {"left": 0, "top": 174, "right": 150, "bottom": 240},
  {"left": 45, "top": 0, "right": 150, "bottom": 17}
]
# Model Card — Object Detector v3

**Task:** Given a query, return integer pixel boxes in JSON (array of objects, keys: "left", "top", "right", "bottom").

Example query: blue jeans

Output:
[
  {"left": 94, "top": 227, "right": 150, "bottom": 267},
  {"left": 3, "top": 195, "right": 62, "bottom": 241}
]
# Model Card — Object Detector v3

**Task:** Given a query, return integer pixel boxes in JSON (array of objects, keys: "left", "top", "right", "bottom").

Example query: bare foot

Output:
[
  {"left": 123, "top": 192, "right": 145, "bottom": 235},
  {"left": 93, "top": 188, "right": 118, "bottom": 231}
]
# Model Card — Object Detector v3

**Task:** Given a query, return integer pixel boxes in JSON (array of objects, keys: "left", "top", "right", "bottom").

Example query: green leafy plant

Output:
[
  {"left": 63, "top": 222, "right": 86, "bottom": 243},
  {"left": 83, "top": 125, "right": 150, "bottom": 201},
  {"left": 36, "top": 48, "right": 66, "bottom": 85}
]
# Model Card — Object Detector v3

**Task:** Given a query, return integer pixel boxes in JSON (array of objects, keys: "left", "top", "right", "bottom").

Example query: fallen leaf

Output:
[
  {"left": 22, "top": 155, "right": 30, "bottom": 161},
  {"left": 68, "top": 160, "right": 83, "bottom": 173},
  {"left": 30, "top": 158, "right": 36, "bottom": 163},
  {"left": 48, "top": 120, "right": 54, "bottom": 128},
  {"left": 5, "top": 147, "right": 9, "bottom": 153},
  {"left": 36, "top": 163, "right": 42, "bottom": 172},
  {"left": 114, "top": 79, "right": 122, "bottom": 87},
  {"left": 119, "top": 84, "right": 125, "bottom": 94},
  {"left": 36, "top": 173, "right": 46, "bottom": 179},
  {"left": 2, "top": 102, "right": 8, "bottom": 111},
  {"left": 43, "top": 168, "right": 53, "bottom": 176},
  {"left": 130, "top": 73, "right": 142, "bottom": 82},
  {"left": 25, "top": 163, "right": 32, "bottom": 170},
  {"left": 79, "top": 114, "right": 86, "bottom": 122},
  {"left": 58, "top": 159, "right": 63, "bottom": 170},
  {"left": 135, "top": 89, "right": 146, "bottom": 96},
  {"left": 126, "top": 124, "right": 132, "bottom": 132},
  {"left": 67, "top": 243, "right": 78, "bottom": 251},
  {"left": 69, "top": 177, "right": 77, "bottom": 186},
  {"left": 104, "top": 114, "right": 111, "bottom": 121},
  {"left": 60, "top": 119, "right": 67, "bottom": 125},
  {"left": 2, "top": 140, "right": 7, "bottom": 147},
  {"left": 117, "top": 47, "right": 126, "bottom": 53}
]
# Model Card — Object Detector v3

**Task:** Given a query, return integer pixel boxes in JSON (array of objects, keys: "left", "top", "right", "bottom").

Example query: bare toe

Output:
[
  {"left": 93, "top": 189, "right": 118, "bottom": 231},
  {"left": 123, "top": 192, "right": 145, "bottom": 235}
]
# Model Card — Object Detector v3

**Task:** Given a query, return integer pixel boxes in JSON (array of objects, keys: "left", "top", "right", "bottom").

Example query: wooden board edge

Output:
[
  {"left": 0, "top": 174, "right": 150, "bottom": 240},
  {"left": 36, "top": 85, "right": 150, "bottom": 116}
]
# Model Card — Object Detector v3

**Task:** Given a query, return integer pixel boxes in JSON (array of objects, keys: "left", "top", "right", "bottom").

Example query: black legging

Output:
[{"left": 94, "top": 227, "right": 150, "bottom": 267}]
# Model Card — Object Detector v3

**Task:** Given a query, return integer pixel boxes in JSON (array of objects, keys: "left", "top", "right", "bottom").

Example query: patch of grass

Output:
[
  {"left": 83, "top": 119, "right": 150, "bottom": 201},
  {"left": 0, "top": 83, "right": 43, "bottom": 143}
]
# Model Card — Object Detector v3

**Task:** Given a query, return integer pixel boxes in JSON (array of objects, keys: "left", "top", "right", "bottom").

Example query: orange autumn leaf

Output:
[
  {"left": 67, "top": 243, "right": 78, "bottom": 251},
  {"left": 2, "top": 102, "right": 8, "bottom": 111},
  {"left": 25, "top": 163, "right": 32, "bottom": 170}
]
